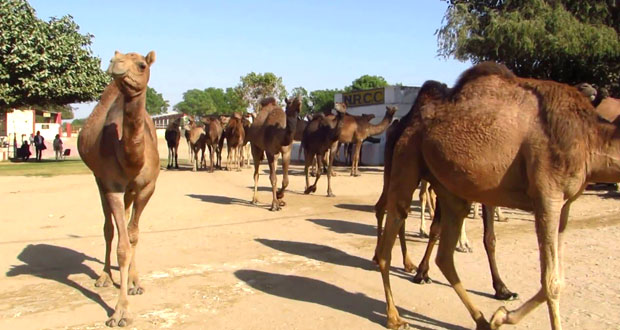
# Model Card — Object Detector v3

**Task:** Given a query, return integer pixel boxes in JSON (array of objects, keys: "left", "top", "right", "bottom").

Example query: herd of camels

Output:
[{"left": 77, "top": 51, "right": 619, "bottom": 329}]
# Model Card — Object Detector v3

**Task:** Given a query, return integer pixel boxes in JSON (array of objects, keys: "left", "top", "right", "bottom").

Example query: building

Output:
[
  {"left": 151, "top": 112, "right": 189, "bottom": 138},
  {"left": 0, "top": 108, "right": 62, "bottom": 159}
]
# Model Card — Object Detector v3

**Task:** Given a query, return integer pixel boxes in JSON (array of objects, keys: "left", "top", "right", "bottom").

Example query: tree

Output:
[
  {"left": 309, "top": 89, "right": 342, "bottom": 114},
  {"left": 236, "top": 72, "right": 287, "bottom": 111},
  {"left": 173, "top": 89, "right": 216, "bottom": 116},
  {"left": 345, "top": 75, "right": 389, "bottom": 92},
  {"left": 290, "top": 86, "right": 311, "bottom": 114},
  {"left": 0, "top": 0, "right": 109, "bottom": 110},
  {"left": 437, "top": 0, "right": 620, "bottom": 95},
  {"left": 145, "top": 87, "right": 169, "bottom": 115}
]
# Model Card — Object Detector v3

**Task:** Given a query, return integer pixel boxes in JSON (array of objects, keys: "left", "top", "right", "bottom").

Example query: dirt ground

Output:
[{"left": 0, "top": 139, "right": 619, "bottom": 330}]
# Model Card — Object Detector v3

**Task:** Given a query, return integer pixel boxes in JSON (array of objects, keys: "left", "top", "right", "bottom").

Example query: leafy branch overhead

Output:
[
  {"left": 437, "top": 0, "right": 620, "bottom": 95},
  {"left": 0, "top": 0, "right": 109, "bottom": 109}
]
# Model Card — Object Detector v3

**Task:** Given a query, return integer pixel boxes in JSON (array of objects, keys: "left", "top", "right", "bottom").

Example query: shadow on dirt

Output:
[
  {"left": 6, "top": 244, "right": 114, "bottom": 316},
  {"left": 187, "top": 193, "right": 253, "bottom": 206},
  {"left": 307, "top": 218, "right": 375, "bottom": 237},
  {"left": 235, "top": 269, "right": 468, "bottom": 330}
]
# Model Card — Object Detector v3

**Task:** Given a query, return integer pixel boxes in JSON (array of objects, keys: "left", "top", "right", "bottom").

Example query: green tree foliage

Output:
[
  {"left": 290, "top": 86, "right": 311, "bottom": 115},
  {"left": 0, "top": 0, "right": 109, "bottom": 109},
  {"left": 236, "top": 72, "right": 287, "bottom": 111},
  {"left": 437, "top": 0, "right": 620, "bottom": 95},
  {"left": 345, "top": 75, "right": 389, "bottom": 92},
  {"left": 71, "top": 118, "right": 85, "bottom": 129},
  {"left": 174, "top": 88, "right": 246, "bottom": 116},
  {"left": 309, "top": 89, "right": 342, "bottom": 114},
  {"left": 145, "top": 87, "right": 169, "bottom": 115}
]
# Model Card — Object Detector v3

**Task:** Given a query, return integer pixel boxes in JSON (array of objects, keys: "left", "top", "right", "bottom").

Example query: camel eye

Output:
[{"left": 138, "top": 62, "right": 147, "bottom": 70}]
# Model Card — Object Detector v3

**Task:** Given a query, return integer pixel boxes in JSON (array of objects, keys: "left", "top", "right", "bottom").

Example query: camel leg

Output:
[
  {"left": 482, "top": 205, "right": 518, "bottom": 301},
  {"left": 303, "top": 148, "right": 316, "bottom": 194},
  {"left": 326, "top": 147, "right": 335, "bottom": 197},
  {"left": 376, "top": 163, "right": 420, "bottom": 329},
  {"left": 495, "top": 206, "right": 508, "bottom": 222},
  {"left": 490, "top": 198, "right": 566, "bottom": 330},
  {"left": 373, "top": 192, "right": 415, "bottom": 273},
  {"left": 472, "top": 203, "right": 481, "bottom": 219},
  {"left": 95, "top": 179, "right": 114, "bottom": 288},
  {"left": 419, "top": 181, "right": 430, "bottom": 237},
  {"left": 251, "top": 145, "right": 262, "bottom": 205},
  {"left": 456, "top": 219, "right": 473, "bottom": 253},
  {"left": 104, "top": 191, "right": 133, "bottom": 327},
  {"left": 226, "top": 145, "right": 232, "bottom": 171},
  {"left": 174, "top": 146, "right": 179, "bottom": 169},
  {"left": 266, "top": 153, "right": 280, "bottom": 211},
  {"left": 191, "top": 146, "right": 198, "bottom": 171},
  {"left": 307, "top": 152, "right": 322, "bottom": 194},
  {"left": 413, "top": 199, "right": 441, "bottom": 284},
  {"left": 351, "top": 142, "right": 362, "bottom": 176},
  {"left": 167, "top": 147, "right": 172, "bottom": 169},
  {"left": 433, "top": 193, "right": 489, "bottom": 329},
  {"left": 277, "top": 146, "right": 291, "bottom": 205},
  {"left": 126, "top": 182, "right": 155, "bottom": 296}
]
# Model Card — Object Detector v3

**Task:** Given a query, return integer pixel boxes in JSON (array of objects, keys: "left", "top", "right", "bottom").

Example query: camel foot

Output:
[
  {"left": 276, "top": 189, "right": 285, "bottom": 199},
  {"left": 251, "top": 198, "right": 259, "bottom": 205},
  {"left": 419, "top": 230, "right": 429, "bottom": 238},
  {"left": 330, "top": 171, "right": 337, "bottom": 177},
  {"left": 166, "top": 165, "right": 171, "bottom": 169},
  {"left": 95, "top": 272, "right": 113, "bottom": 287},
  {"left": 278, "top": 199, "right": 286, "bottom": 206},
  {"left": 270, "top": 203, "right": 281, "bottom": 211},
  {"left": 475, "top": 312, "right": 492, "bottom": 330},
  {"left": 128, "top": 285, "right": 144, "bottom": 295},
  {"left": 106, "top": 306, "right": 132, "bottom": 327},
  {"left": 175, "top": 165, "right": 179, "bottom": 169},
  {"left": 497, "top": 217, "right": 509, "bottom": 223},
  {"left": 456, "top": 244, "right": 473, "bottom": 253},
  {"left": 351, "top": 173, "right": 361, "bottom": 177},
  {"left": 412, "top": 272, "right": 432, "bottom": 284},
  {"left": 387, "top": 317, "right": 409, "bottom": 330},
  {"left": 327, "top": 191, "right": 335, "bottom": 197},
  {"left": 403, "top": 259, "right": 416, "bottom": 273},
  {"left": 489, "top": 306, "right": 509, "bottom": 329},
  {"left": 494, "top": 285, "right": 518, "bottom": 301},
  {"left": 304, "top": 185, "right": 317, "bottom": 195}
]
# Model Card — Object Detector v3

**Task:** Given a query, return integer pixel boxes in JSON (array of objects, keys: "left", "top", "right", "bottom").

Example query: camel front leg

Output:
[
  {"left": 482, "top": 205, "right": 518, "bottom": 300},
  {"left": 167, "top": 148, "right": 172, "bottom": 169},
  {"left": 303, "top": 149, "right": 315, "bottom": 194},
  {"left": 104, "top": 192, "right": 133, "bottom": 327},
  {"left": 174, "top": 146, "right": 179, "bottom": 169},
  {"left": 95, "top": 179, "right": 114, "bottom": 288},
  {"left": 277, "top": 146, "right": 291, "bottom": 204},
  {"left": 351, "top": 142, "right": 362, "bottom": 176},
  {"left": 126, "top": 182, "right": 155, "bottom": 296},
  {"left": 251, "top": 145, "right": 262, "bottom": 205},
  {"left": 266, "top": 153, "right": 280, "bottom": 211},
  {"left": 226, "top": 145, "right": 232, "bottom": 171},
  {"left": 326, "top": 147, "right": 335, "bottom": 197},
  {"left": 490, "top": 197, "right": 566, "bottom": 330}
]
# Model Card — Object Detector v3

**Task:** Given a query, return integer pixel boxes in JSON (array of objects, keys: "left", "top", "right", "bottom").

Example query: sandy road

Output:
[{"left": 0, "top": 154, "right": 619, "bottom": 329}]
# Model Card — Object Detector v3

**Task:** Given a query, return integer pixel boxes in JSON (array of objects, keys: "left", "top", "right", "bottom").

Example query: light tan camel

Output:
[
  {"left": 187, "top": 120, "right": 206, "bottom": 172},
  {"left": 301, "top": 103, "right": 348, "bottom": 197},
  {"left": 77, "top": 51, "right": 159, "bottom": 327},
  {"left": 164, "top": 117, "right": 181, "bottom": 169},
  {"left": 375, "top": 62, "right": 616, "bottom": 330},
  {"left": 248, "top": 96, "right": 301, "bottom": 211},
  {"left": 239, "top": 113, "right": 255, "bottom": 168},
  {"left": 339, "top": 107, "right": 396, "bottom": 176}
]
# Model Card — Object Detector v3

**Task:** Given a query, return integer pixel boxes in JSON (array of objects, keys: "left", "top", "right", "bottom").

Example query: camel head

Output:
[
  {"left": 576, "top": 83, "right": 597, "bottom": 102},
  {"left": 334, "top": 102, "right": 347, "bottom": 114},
  {"left": 107, "top": 51, "right": 156, "bottom": 97},
  {"left": 285, "top": 95, "right": 302, "bottom": 117},
  {"left": 385, "top": 106, "right": 398, "bottom": 117},
  {"left": 361, "top": 113, "right": 376, "bottom": 121}
]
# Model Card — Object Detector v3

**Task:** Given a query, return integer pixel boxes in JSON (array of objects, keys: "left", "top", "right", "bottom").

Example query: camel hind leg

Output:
[
  {"left": 266, "top": 152, "right": 280, "bottom": 211},
  {"left": 482, "top": 205, "right": 518, "bottom": 300},
  {"left": 95, "top": 178, "right": 114, "bottom": 288},
  {"left": 326, "top": 147, "right": 335, "bottom": 197},
  {"left": 413, "top": 199, "right": 442, "bottom": 284},
  {"left": 125, "top": 182, "right": 155, "bottom": 296},
  {"left": 277, "top": 146, "right": 291, "bottom": 204},
  {"left": 250, "top": 144, "right": 263, "bottom": 205}
]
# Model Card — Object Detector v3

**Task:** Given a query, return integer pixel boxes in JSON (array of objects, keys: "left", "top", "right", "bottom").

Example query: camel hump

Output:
[
  {"left": 452, "top": 62, "right": 516, "bottom": 96},
  {"left": 260, "top": 97, "right": 278, "bottom": 108}
]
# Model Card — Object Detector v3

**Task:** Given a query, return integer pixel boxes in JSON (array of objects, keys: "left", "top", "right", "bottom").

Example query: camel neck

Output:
[
  {"left": 587, "top": 123, "right": 620, "bottom": 183},
  {"left": 122, "top": 94, "right": 147, "bottom": 170},
  {"left": 367, "top": 112, "right": 393, "bottom": 136}
]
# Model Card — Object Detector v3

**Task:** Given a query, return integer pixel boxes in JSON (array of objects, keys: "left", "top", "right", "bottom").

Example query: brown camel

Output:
[
  {"left": 164, "top": 117, "right": 181, "bottom": 169},
  {"left": 184, "top": 122, "right": 193, "bottom": 160},
  {"left": 375, "top": 62, "right": 615, "bottom": 330},
  {"left": 188, "top": 120, "right": 206, "bottom": 172},
  {"left": 224, "top": 112, "right": 245, "bottom": 171},
  {"left": 239, "top": 113, "right": 254, "bottom": 168},
  {"left": 200, "top": 116, "right": 224, "bottom": 173},
  {"left": 77, "top": 51, "right": 159, "bottom": 327},
  {"left": 301, "top": 102, "right": 348, "bottom": 196},
  {"left": 248, "top": 96, "right": 301, "bottom": 211},
  {"left": 339, "top": 107, "right": 395, "bottom": 176}
]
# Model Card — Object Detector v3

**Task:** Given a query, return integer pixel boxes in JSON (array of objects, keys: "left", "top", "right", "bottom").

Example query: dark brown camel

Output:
[
  {"left": 248, "top": 96, "right": 301, "bottom": 211},
  {"left": 164, "top": 117, "right": 181, "bottom": 169},
  {"left": 200, "top": 116, "right": 224, "bottom": 173},
  {"left": 339, "top": 107, "right": 395, "bottom": 176},
  {"left": 224, "top": 112, "right": 245, "bottom": 171},
  {"left": 301, "top": 102, "right": 348, "bottom": 196},
  {"left": 77, "top": 51, "right": 159, "bottom": 327},
  {"left": 375, "top": 62, "right": 618, "bottom": 330}
]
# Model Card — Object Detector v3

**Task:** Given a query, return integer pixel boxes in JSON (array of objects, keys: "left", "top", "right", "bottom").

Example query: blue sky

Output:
[{"left": 28, "top": 0, "right": 471, "bottom": 119}]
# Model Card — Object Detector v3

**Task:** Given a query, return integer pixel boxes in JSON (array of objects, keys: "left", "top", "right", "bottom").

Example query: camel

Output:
[
  {"left": 248, "top": 96, "right": 301, "bottom": 211},
  {"left": 224, "top": 112, "right": 245, "bottom": 171},
  {"left": 188, "top": 121, "right": 206, "bottom": 172},
  {"left": 184, "top": 122, "right": 193, "bottom": 160},
  {"left": 77, "top": 51, "right": 158, "bottom": 327},
  {"left": 239, "top": 113, "right": 254, "bottom": 168},
  {"left": 301, "top": 103, "right": 348, "bottom": 196},
  {"left": 339, "top": 107, "right": 395, "bottom": 176},
  {"left": 200, "top": 116, "right": 224, "bottom": 173},
  {"left": 164, "top": 117, "right": 181, "bottom": 169},
  {"left": 375, "top": 62, "right": 617, "bottom": 330}
]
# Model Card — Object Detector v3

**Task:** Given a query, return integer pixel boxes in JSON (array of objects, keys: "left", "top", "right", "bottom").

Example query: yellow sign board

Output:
[{"left": 342, "top": 88, "right": 384, "bottom": 107}]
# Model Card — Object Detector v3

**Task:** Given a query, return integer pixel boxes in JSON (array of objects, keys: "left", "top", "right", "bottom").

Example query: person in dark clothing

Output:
[
  {"left": 17, "top": 141, "right": 31, "bottom": 161},
  {"left": 33, "top": 131, "right": 45, "bottom": 161}
]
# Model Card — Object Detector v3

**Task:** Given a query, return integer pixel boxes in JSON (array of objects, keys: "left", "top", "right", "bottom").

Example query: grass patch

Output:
[{"left": 0, "top": 158, "right": 176, "bottom": 177}]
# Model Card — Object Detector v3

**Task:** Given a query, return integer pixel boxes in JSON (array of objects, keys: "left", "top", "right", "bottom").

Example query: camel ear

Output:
[
  {"left": 145, "top": 51, "right": 156, "bottom": 66},
  {"left": 285, "top": 97, "right": 290, "bottom": 104},
  {"left": 114, "top": 50, "right": 121, "bottom": 57}
]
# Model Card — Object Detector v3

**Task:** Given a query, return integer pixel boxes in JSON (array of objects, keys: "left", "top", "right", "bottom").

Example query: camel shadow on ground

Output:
[
  {"left": 186, "top": 194, "right": 254, "bottom": 207},
  {"left": 234, "top": 269, "right": 468, "bottom": 330},
  {"left": 307, "top": 218, "right": 375, "bottom": 237},
  {"left": 5, "top": 243, "right": 115, "bottom": 316}
]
